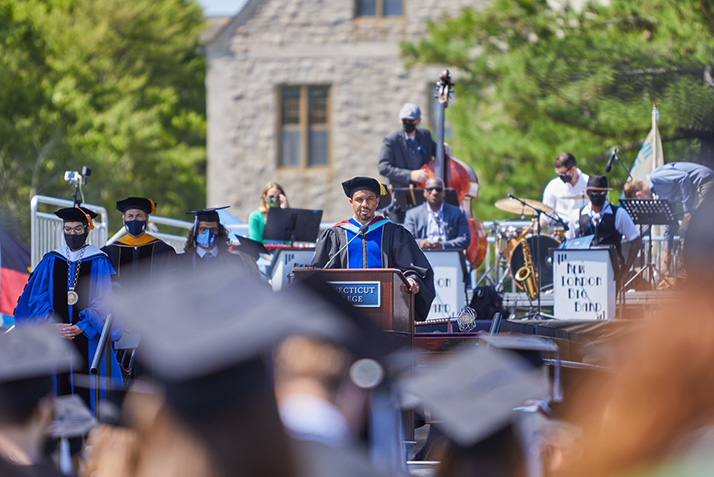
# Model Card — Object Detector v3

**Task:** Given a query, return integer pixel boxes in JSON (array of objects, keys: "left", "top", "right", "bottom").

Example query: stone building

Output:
[{"left": 205, "top": 0, "right": 483, "bottom": 226}]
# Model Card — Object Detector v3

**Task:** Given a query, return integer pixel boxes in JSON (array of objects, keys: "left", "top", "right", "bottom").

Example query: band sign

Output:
[
  {"left": 328, "top": 281, "right": 381, "bottom": 307},
  {"left": 553, "top": 249, "right": 615, "bottom": 320}
]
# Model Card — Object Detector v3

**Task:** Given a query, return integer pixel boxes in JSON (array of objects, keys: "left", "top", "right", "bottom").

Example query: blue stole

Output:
[{"left": 337, "top": 217, "right": 391, "bottom": 269}]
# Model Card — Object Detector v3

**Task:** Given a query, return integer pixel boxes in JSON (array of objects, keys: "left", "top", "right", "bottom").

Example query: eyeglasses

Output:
[
  {"left": 267, "top": 195, "right": 278, "bottom": 200},
  {"left": 198, "top": 226, "right": 219, "bottom": 234},
  {"left": 588, "top": 190, "right": 608, "bottom": 196},
  {"left": 64, "top": 225, "right": 87, "bottom": 234},
  {"left": 425, "top": 187, "right": 444, "bottom": 193}
]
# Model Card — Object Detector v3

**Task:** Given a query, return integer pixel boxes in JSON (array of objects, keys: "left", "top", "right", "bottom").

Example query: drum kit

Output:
[{"left": 491, "top": 197, "right": 564, "bottom": 295}]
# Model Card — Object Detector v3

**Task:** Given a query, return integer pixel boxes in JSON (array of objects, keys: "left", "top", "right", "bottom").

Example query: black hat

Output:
[
  {"left": 397, "top": 343, "right": 551, "bottom": 447},
  {"left": 233, "top": 234, "right": 269, "bottom": 260},
  {"left": 187, "top": 206, "right": 230, "bottom": 224},
  {"left": 586, "top": 175, "right": 612, "bottom": 191},
  {"left": 54, "top": 206, "right": 98, "bottom": 229},
  {"left": 116, "top": 197, "right": 156, "bottom": 214},
  {"left": 0, "top": 324, "right": 80, "bottom": 382},
  {"left": 341, "top": 176, "right": 388, "bottom": 198}
]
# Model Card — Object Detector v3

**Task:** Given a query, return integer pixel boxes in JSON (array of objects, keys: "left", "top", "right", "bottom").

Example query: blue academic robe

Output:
[{"left": 14, "top": 245, "right": 124, "bottom": 411}]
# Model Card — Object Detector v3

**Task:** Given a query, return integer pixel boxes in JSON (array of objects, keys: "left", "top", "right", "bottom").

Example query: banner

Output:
[{"left": 630, "top": 106, "right": 665, "bottom": 182}]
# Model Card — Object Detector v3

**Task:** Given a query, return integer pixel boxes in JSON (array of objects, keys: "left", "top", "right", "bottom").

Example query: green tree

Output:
[
  {"left": 0, "top": 0, "right": 207, "bottom": 243},
  {"left": 403, "top": 0, "right": 714, "bottom": 219}
]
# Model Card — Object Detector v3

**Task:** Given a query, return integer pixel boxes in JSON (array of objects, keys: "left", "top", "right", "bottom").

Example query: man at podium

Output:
[
  {"left": 566, "top": 175, "right": 641, "bottom": 280},
  {"left": 311, "top": 177, "right": 435, "bottom": 321}
]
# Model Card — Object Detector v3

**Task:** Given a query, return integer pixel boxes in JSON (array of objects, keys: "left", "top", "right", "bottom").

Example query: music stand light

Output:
[{"left": 263, "top": 208, "right": 323, "bottom": 243}]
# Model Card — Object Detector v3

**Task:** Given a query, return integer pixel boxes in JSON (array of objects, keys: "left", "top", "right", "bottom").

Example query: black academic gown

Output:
[
  {"left": 310, "top": 221, "right": 435, "bottom": 322},
  {"left": 101, "top": 234, "right": 176, "bottom": 286}
]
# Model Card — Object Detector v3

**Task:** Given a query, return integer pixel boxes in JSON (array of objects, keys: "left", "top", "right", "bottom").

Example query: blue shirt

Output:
[{"left": 648, "top": 162, "right": 714, "bottom": 214}]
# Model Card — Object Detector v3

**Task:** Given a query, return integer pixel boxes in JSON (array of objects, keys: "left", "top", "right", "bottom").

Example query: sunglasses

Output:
[{"left": 425, "top": 187, "right": 444, "bottom": 193}]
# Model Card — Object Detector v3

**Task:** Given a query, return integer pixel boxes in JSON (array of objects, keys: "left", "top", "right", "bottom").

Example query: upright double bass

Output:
[{"left": 419, "top": 70, "right": 487, "bottom": 268}]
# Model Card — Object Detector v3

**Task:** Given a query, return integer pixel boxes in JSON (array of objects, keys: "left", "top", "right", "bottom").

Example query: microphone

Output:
[
  {"left": 322, "top": 224, "right": 369, "bottom": 269},
  {"left": 605, "top": 148, "right": 618, "bottom": 173}
]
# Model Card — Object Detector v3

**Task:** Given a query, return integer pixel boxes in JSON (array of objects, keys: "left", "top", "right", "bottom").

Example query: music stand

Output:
[
  {"left": 620, "top": 199, "right": 677, "bottom": 290},
  {"left": 264, "top": 208, "right": 323, "bottom": 243}
]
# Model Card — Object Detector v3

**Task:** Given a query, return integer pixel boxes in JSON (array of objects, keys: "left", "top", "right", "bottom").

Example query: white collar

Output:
[{"left": 196, "top": 246, "right": 219, "bottom": 258}]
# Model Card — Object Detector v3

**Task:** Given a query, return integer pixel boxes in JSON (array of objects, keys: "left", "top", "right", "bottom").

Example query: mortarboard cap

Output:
[
  {"left": 116, "top": 197, "right": 157, "bottom": 214},
  {"left": 341, "top": 176, "right": 389, "bottom": 199},
  {"left": 47, "top": 394, "right": 97, "bottom": 439},
  {"left": 398, "top": 343, "right": 550, "bottom": 448},
  {"left": 233, "top": 234, "right": 269, "bottom": 260},
  {"left": 54, "top": 206, "right": 98, "bottom": 230},
  {"left": 0, "top": 324, "right": 81, "bottom": 382},
  {"left": 186, "top": 206, "right": 230, "bottom": 224},
  {"left": 398, "top": 103, "right": 421, "bottom": 121}
]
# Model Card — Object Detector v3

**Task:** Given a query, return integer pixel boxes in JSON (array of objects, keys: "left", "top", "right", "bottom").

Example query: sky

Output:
[{"left": 198, "top": 0, "right": 247, "bottom": 16}]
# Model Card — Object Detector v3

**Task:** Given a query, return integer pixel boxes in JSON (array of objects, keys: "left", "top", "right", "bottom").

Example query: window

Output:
[
  {"left": 356, "top": 0, "right": 403, "bottom": 17},
  {"left": 279, "top": 86, "right": 331, "bottom": 168}
]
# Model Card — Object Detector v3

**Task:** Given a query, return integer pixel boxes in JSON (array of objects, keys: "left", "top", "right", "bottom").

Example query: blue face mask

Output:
[
  {"left": 196, "top": 229, "right": 218, "bottom": 249},
  {"left": 125, "top": 220, "right": 147, "bottom": 236}
]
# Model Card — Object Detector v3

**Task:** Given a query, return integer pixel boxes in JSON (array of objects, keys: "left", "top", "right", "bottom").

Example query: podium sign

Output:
[
  {"left": 270, "top": 249, "right": 315, "bottom": 291},
  {"left": 553, "top": 248, "right": 615, "bottom": 320},
  {"left": 423, "top": 251, "right": 466, "bottom": 320}
]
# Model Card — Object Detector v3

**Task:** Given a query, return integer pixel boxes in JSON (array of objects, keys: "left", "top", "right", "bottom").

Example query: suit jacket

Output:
[
  {"left": 403, "top": 202, "right": 470, "bottom": 250},
  {"left": 378, "top": 128, "right": 438, "bottom": 188}
]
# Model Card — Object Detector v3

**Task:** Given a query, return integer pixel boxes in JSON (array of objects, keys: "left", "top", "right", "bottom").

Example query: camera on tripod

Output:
[{"left": 64, "top": 166, "right": 92, "bottom": 186}]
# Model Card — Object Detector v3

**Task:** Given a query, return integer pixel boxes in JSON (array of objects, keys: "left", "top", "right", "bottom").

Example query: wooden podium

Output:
[{"left": 292, "top": 268, "right": 415, "bottom": 341}]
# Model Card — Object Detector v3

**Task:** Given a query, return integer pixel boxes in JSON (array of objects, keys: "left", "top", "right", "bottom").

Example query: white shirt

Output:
[
  {"left": 565, "top": 201, "right": 640, "bottom": 242},
  {"left": 196, "top": 246, "right": 219, "bottom": 259},
  {"left": 542, "top": 168, "right": 589, "bottom": 225},
  {"left": 425, "top": 203, "right": 446, "bottom": 242}
]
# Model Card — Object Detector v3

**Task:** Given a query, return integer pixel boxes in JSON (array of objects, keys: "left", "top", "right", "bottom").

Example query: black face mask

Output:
[
  {"left": 402, "top": 121, "right": 417, "bottom": 134},
  {"left": 64, "top": 233, "right": 88, "bottom": 251},
  {"left": 559, "top": 173, "right": 572, "bottom": 184},
  {"left": 125, "top": 220, "right": 147, "bottom": 236},
  {"left": 589, "top": 193, "right": 607, "bottom": 207}
]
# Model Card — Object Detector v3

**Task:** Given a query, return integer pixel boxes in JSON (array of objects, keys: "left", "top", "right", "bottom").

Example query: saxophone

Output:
[{"left": 514, "top": 226, "right": 539, "bottom": 300}]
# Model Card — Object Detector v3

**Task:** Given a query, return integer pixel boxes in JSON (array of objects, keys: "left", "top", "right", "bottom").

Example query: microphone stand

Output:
[
  {"left": 321, "top": 224, "right": 369, "bottom": 269},
  {"left": 507, "top": 195, "right": 555, "bottom": 320},
  {"left": 609, "top": 150, "right": 634, "bottom": 181}
]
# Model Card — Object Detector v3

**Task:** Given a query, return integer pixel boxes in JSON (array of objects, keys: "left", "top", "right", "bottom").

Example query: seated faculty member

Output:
[{"left": 404, "top": 177, "right": 470, "bottom": 251}]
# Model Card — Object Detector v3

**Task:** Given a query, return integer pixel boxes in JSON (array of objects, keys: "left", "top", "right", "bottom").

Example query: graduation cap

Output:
[
  {"left": 116, "top": 197, "right": 157, "bottom": 214},
  {"left": 186, "top": 206, "right": 230, "bottom": 224},
  {"left": 47, "top": 394, "right": 97, "bottom": 439},
  {"left": 0, "top": 325, "right": 81, "bottom": 424},
  {"left": 341, "top": 176, "right": 392, "bottom": 209},
  {"left": 0, "top": 324, "right": 80, "bottom": 383},
  {"left": 110, "top": 267, "right": 378, "bottom": 475},
  {"left": 233, "top": 234, "right": 269, "bottom": 260},
  {"left": 54, "top": 206, "right": 98, "bottom": 230},
  {"left": 397, "top": 343, "right": 550, "bottom": 448},
  {"left": 479, "top": 334, "right": 562, "bottom": 402}
]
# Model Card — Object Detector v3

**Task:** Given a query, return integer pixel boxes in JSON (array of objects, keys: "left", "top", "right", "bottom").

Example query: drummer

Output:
[
  {"left": 541, "top": 152, "right": 589, "bottom": 231},
  {"left": 565, "top": 175, "right": 641, "bottom": 281}
]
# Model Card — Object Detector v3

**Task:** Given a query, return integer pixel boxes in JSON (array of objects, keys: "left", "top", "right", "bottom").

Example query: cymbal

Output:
[{"left": 495, "top": 198, "right": 552, "bottom": 216}]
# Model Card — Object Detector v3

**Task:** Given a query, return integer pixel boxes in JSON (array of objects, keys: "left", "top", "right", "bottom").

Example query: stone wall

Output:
[{"left": 206, "top": 0, "right": 486, "bottom": 226}]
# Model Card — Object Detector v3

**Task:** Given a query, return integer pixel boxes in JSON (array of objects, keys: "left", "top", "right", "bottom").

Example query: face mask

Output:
[
  {"left": 266, "top": 196, "right": 280, "bottom": 208},
  {"left": 558, "top": 173, "right": 572, "bottom": 184},
  {"left": 196, "top": 229, "right": 218, "bottom": 249},
  {"left": 64, "top": 233, "right": 88, "bottom": 251},
  {"left": 402, "top": 121, "right": 417, "bottom": 134},
  {"left": 589, "top": 193, "right": 607, "bottom": 207},
  {"left": 125, "top": 220, "right": 147, "bottom": 236}
]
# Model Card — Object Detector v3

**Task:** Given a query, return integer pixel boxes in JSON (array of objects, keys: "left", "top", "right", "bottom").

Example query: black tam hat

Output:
[
  {"left": 186, "top": 206, "right": 229, "bottom": 224},
  {"left": 54, "top": 206, "right": 98, "bottom": 230},
  {"left": 341, "top": 177, "right": 388, "bottom": 199},
  {"left": 116, "top": 197, "right": 157, "bottom": 214}
]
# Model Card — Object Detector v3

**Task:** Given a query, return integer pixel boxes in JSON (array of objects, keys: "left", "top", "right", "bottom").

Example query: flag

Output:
[
  {"left": 629, "top": 106, "right": 665, "bottom": 181},
  {"left": 0, "top": 224, "right": 31, "bottom": 327}
]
